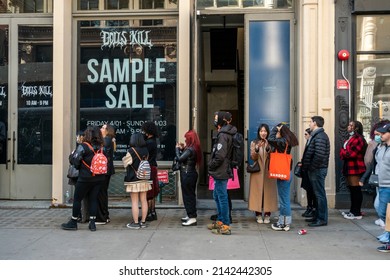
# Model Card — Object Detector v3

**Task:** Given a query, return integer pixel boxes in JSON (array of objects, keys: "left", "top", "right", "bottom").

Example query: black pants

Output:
[
  {"left": 96, "top": 175, "right": 111, "bottom": 222},
  {"left": 348, "top": 186, "right": 363, "bottom": 216},
  {"left": 72, "top": 180, "right": 104, "bottom": 219},
  {"left": 180, "top": 171, "right": 198, "bottom": 218}
]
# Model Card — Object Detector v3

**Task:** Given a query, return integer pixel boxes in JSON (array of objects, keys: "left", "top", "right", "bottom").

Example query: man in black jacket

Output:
[
  {"left": 302, "top": 116, "right": 330, "bottom": 227},
  {"left": 208, "top": 111, "right": 236, "bottom": 235}
]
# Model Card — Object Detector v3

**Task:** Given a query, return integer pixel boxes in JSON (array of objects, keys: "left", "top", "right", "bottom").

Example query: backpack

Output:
[
  {"left": 230, "top": 132, "right": 244, "bottom": 168},
  {"left": 82, "top": 142, "right": 108, "bottom": 176},
  {"left": 131, "top": 147, "right": 151, "bottom": 180}
]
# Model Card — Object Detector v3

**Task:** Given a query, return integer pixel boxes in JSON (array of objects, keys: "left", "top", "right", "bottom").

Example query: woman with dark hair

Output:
[
  {"left": 268, "top": 123, "right": 299, "bottom": 231},
  {"left": 141, "top": 121, "right": 159, "bottom": 222},
  {"left": 176, "top": 129, "right": 202, "bottom": 226},
  {"left": 61, "top": 126, "right": 106, "bottom": 232},
  {"left": 300, "top": 128, "right": 317, "bottom": 218},
  {"left": 123, "top": 132, "right": 151, "bottom": 229},
  {"left": 95, "top": 124, "right": 116, "bottom": 224},
  {"left": 340, "top": 120, "right": 367, "bottom": 220},
  {"left": 248, "top": 123, "right": 277, "bottom": 224}
]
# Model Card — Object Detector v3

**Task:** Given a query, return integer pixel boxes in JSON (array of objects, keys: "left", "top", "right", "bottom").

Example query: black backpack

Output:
[{"left": 230, "top": 132, "right": 244, "bottom": 169}]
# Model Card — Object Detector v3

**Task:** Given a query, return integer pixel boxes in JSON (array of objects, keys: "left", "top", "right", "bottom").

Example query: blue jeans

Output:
[
  {"left": 308, "top": 168, "right": 328, "bottom": 223},
  {"left": 377, "top": 187, "right": 390, "bottom": 223},
  {"left": 213, "top": 179, "right": 230, "bottom": 225},
  {"left": 276, "top": 170, "right": 292, "bottom": 225}
]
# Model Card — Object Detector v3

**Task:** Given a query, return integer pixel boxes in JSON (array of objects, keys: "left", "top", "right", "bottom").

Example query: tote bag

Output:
[
  {"left": 209, "top": 168, "right": 240, "bottom": 190},
  {"left": 269, "top": 144, "right": 291, "bottom": 181}
]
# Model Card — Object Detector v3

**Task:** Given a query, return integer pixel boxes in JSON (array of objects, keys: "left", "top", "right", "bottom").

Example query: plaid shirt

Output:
[{"left": 339, "top": 134, "right": 367, "bottom": 175}]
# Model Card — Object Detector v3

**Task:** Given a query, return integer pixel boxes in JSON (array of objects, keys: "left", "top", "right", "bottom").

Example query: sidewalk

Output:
[{"left": 0, "top": 199, "right": 389, "bottom": 260}]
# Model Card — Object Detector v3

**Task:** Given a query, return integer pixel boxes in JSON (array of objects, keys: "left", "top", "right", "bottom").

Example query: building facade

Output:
[{"left": 0, "top": 0, "right": 388, "bottom": 208}]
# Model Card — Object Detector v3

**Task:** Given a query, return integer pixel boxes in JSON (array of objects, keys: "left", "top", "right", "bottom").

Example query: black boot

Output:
[
  {"left": 210, "top": 214, "right": 218, "bottom": 221},
  {"left": 89, "top": 218, "right": 96, "bottom": 232},
  {"left": 146, "top": 211, "right": 157, "bottom": 221},
  {"left": 61, "top": 217, "right": 78, "bottom": 230},
  {"left": 302, "top": 207, "right": 313, "bottom": 217}
]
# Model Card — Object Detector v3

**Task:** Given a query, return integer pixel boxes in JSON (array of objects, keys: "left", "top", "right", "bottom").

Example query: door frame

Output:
[{"left": 0, "top": 16, "right": 53, "bottom": 199}]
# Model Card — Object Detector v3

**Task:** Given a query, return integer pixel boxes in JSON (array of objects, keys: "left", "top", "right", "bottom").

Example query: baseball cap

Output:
[{"left": 376, "top": 123, "right": 390, "bottom": 133}]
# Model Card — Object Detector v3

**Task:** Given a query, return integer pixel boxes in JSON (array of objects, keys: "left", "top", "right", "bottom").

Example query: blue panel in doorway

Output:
[{"left": 248, "top": 20, "right": 290, "bottom": 144}]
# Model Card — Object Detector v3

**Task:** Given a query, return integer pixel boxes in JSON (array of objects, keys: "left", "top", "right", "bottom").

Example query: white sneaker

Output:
[
  {"left": 263, "top": 216, "right": 271, "bottom": 224},
  {"left": 181, "top": 216, "right": 189, "bottom": 222},
  {"left": 343, "top": 213, "right": 362, "bottom": 220},
  {"left": 375, "top": 219, "right": 385, "bottom": 227},
  {"left": 341, "top": 211, "right": 350, "bottom": 216},
  {"left": 256, "top": 215, "right": 263, "bottom": 224},
  {"left": 182, "top": 218, "right": 197, "bottom": 226}
]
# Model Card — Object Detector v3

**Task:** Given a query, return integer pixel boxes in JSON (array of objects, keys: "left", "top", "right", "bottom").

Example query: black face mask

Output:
[
  {"left": 142, "top": 133, "right": 148, "bottom": 140},
  {"left": 213, "top": 120, "right": 218, "bottom": 128}
]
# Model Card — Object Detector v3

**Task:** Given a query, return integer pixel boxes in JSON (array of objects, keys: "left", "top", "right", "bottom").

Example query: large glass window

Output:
[
  {"left": 0, "top": 0, "right": 53, "bottom": 13},
  {"left": 18, "top": 25, "right": 53, "bottom": 164},
  {"left": 356, "top": 15, "right": 390, "bottom": 138},
  {"left": 77, "top": 19, "right": 177, "bottom": 161},
  {"left": 197, "top": 0, "right": 293, "bottom": 9},
  {"left": 76, "top": 0, "right": 177, "bottom": 11}
]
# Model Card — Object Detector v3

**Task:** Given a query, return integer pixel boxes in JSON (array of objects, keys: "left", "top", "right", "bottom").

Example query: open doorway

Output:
[{"left": 196, "top": 15, "right": 245, "bottom": 200}]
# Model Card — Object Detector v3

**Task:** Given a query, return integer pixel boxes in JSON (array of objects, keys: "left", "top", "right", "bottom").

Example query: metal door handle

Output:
[
  {"left": 6, "top": 136, "right": 10, "bottom": 170},
  {"left": 12, "top": 131, "right": 15, "bottom": 170}
]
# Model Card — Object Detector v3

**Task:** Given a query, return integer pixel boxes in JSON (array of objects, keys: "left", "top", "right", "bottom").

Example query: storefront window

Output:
[
  {"left": 0, "top": 0, "right": 53, "bottom": 13},
  {"left": 76, "top": 0, "right": 177, "bottom": 11},
  {"left": 77, "top": 19, "right": 177, "bottom": 161},
  {"left": 356, "top": 15, "right": 390, "bottom": 138},
  {"left": 197, "top": 0, "right": 293, "bottom": 9},
  {"left": 18, "top": 25, "right": 53, "bottom": 164}
]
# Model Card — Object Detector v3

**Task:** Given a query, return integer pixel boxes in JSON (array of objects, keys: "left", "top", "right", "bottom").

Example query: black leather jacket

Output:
[{"left": 175, "top": 146, "right": 197, "bottom": 173}]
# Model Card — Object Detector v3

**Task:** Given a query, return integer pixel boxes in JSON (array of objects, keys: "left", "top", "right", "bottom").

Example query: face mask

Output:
[
  {"left": 213, "top": 120, "right": 218, "bottom": 128},
  {"left": 349, "top": 131, "right": 355, "bottom": 136},
  {"left": 374, "top": 135, "right": 381, "bottom": 143}
]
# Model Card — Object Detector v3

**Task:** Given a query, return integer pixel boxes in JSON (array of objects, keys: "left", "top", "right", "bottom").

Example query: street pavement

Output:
[{"left": 0, "top": 199, "right": 389, "bottom": 260}]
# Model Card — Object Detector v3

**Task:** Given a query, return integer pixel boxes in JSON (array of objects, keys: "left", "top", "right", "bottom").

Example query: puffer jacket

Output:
[
  {"left": 208, "top": 124, "right": 236, "bottom": 180},
  {"left": 301, "top": 127, "right": 330, "bottom": 171}
]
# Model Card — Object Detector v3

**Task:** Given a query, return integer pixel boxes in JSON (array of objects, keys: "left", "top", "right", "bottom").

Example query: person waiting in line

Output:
[
  {"left": 208, "top": 111, "right": 236, "bottom": 235},
  {"left": 339, "top": 120, "right": 367, "bottom": 220},
  {"left": 366, "top": 123, "right": 390, "bottom": 252},
  {"left": 300, "top": 128, "right": 317, "bottom": 218},
  {"left": 123, "top": 133, "right": 151, "bottom": 230},
  {"left": 95, "top": 124, "right": 116, "bottom": 225},
  {"left": 61, "top": 126, "right": 107, "bottom": 232},
  {"left": 141, "top": 121, "right": 159, "bottom": 222},
  {"left": 301, "top": 116, "right": 330, "bottom": 227},
  {"left": 248, "top": 123, "right": 277, "bottom": 224},
  {"left": 268, "top": 123, "right": 299, "bottom": 231},
  {"left": 176, "top": 129, "right": 202, "bottom": 226},
  {"left": 360, "top": 119, "right": 390, "bottom": 228}
]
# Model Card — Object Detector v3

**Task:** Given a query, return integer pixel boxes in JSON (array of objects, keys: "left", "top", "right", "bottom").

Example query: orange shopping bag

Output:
[{"left": 268, "top": 145, "right": 291, "bottom": 181}]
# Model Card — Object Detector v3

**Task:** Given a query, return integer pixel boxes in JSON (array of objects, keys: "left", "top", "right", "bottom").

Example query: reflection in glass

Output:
[
  {"left": 1, "top": 0, "right": 53, "bottom": 13},
  {"left": 0, "top": 25, "right": 8, "bottom": 164},
  {"left": 106, "top": 0, "right": 128, "bottom": 9},
  {"left": 77, "top": 20, "right": 177, "bottom": 161},
  {"left": 78, "top": 0, "right": 99, "bottom": 10},
  {"left": 197, "top": 0, "right": 292, "bottom": 9},
  {"left": 356, "top": 15, "right": 390, "bottom": 139},
  {"left": 18, "top": 25, "right": 53, "bottom": 164}
]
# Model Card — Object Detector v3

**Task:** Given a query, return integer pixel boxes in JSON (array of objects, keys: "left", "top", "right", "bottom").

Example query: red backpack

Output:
[{"left": 82, "top": 142, "right": 108, "bottom": 176}]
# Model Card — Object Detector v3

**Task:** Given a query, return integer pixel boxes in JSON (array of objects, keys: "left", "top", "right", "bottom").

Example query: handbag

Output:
[
  {"left": 172, "top": 157, "right": 180, "bottom": 171},
  {"left": 268, "top": 144, "right": 291, "bottom": 181},
  {"left": 122, "top": 151, "right": 132, "bottom": 168},
  {"left": 67, "top": 165, "right": 79, "bottom": 179},
  {"left": 294, "top": 162, "right": 302, "bottom": 178},
  {"left": 368, "top": 173, "right": 379, "bottom": 188},
  {"left": 246, "top": 161, "right": 260, "bottom": 173}
]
